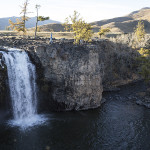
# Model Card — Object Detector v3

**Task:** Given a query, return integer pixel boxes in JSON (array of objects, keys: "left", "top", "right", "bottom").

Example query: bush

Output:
[
  {"left": 110, "top": 33, "right": 150, "bottom": 49},
  {"left": 63, "top": 11, "right": 93, "bottom": 44},
  {"left": 137, "top": 48, "right": 150, "bottom": 81}
]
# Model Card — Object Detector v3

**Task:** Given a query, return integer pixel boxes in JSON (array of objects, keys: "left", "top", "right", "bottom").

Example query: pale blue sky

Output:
[{"left": 0, "top": 0, "right": 149, "bottom": 22}]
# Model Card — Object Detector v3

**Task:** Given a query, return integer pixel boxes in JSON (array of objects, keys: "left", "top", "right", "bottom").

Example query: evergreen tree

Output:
[
  {"left": 98, "top": 27, "right": 110, "bottom": 38},
  {"left": 137, "top": 48, "right": 150, "bottom": 82},
  {"left": 134, "top": 20, "right": 145, "bottom": 42},
  {"left": 63, "top": 11, "right": 93, "bottom": 44},
  {"left": 62, "top": 17, "right": 71, "bottom": 32},
  {"left": 9, "top": 0, "right": 29, "bottom": 35},
  {"left": 35, "top": 5, "right": 49, "bottom": 38}
]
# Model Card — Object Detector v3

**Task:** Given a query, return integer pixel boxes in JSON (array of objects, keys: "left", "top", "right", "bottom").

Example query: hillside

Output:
[
  {"left": 91, "top": 7, "right": 150, "bottom": 33},
  {"left": 102, "top": 20, "right": 150, "bottom": 33},
  {"left": 90, "top": 17, "right": 133, "bottom": 26},
  {"left": 29, "top": 23, "right": 65, "bottom": 32},
  {"left": 29, "top": 7, "right": 150, "bottom": 33},
  {"left": 128, "top": 7, "right": 150, "bottom": 21},
  {"left": 0, "top": 16, "right": 60, "bottom": 30}
]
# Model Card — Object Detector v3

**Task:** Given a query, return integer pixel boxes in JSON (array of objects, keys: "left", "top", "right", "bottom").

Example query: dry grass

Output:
[
  {"left": 0, "top": 30, "right": 103, "bottom": 40},
  {"left": 0, "top": 30, "right": 74, "bottom": 39},
  {"left": 27, "top": 31, "right": 74, "bottom": 39}
]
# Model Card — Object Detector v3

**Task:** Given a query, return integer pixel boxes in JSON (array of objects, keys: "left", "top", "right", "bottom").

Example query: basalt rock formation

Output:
[
  {"left": 0, "top": 38, "right": 140, "bottom": 111},
  {"left": 0, "top": 51, "right": 9, "bottom": 111},
  {"left": 29, "top": 43, "right": 103, "bottom": 111},
  {"left": 28, "top": 40, "right": 139, "bottom": 111}
]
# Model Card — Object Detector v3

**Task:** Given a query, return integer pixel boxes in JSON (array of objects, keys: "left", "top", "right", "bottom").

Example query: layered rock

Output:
[
  {"left": 29, "top": 40, "right": 140, "bottom": 111},
  {"left": 0, "top": 38, "right": 140, "bottom": 111},
  {"left": 30, "top": 43, "right": 103, "bottom": 111},
  {"left": 96, "top": 41, "right": 139, "bottom": 90},
  {"left": 0, "top": 51, "right": 9, "bottom": 110}
]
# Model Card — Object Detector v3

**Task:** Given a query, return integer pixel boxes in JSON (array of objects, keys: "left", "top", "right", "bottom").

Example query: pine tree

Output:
[
  {"left": 35, "top": 5, "right": 49, "bottom": 38},
  {"left": 137, "top": 48, "right": 150, "bottom": 82},
  {"left": 63, "top": 17, "right": 71, "bottom": 32},
  {"left": 9, "top": 0, "right": 29, "bottom": 35},
  {"left": 134, "top": 20, "right": 145, "bottom": 42},
  {"left": 9, "top": 18, "right": 25, "bottom": 32},
  {"left": 98, "top": 27, "right": 110, "bottom": 38},
  {"left": 20, "top": 0, "right": 29, "bottom": 33},
  {"left": 63, "top": 11, "right": 93, "bottom": 44}
]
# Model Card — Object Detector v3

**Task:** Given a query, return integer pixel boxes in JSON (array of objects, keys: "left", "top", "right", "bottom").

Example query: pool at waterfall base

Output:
[
  {"left": 1, "top": 81, "right": 150, "bottom": 150},
  {"left": 8, "top": 114, "right": 48, "bottom": 129}
]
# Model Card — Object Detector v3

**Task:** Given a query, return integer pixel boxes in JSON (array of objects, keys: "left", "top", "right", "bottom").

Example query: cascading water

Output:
[{"left": 1, "top": 49, "right": 47, "bottom": 129}]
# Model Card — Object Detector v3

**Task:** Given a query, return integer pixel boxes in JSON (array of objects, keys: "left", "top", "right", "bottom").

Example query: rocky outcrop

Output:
[
  {"left": 30, "top": 43, "right": 103, "bottom": 111},
  {"left": 0, "top": 51, "right": 9, "bottom": 110},
  {"left": 96, "top": 41, "right": 139, "bottom": 90},
  {"left": 28, "top": 40, "right": 139, "bottom": 111},
  {"left": 0, "top": 38, "right": 140, "bottom": 111}
]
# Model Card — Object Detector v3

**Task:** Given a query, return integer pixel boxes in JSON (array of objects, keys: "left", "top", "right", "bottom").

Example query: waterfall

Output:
[{"left": 1, "top": 49, "right": 47, "bottom": 128}]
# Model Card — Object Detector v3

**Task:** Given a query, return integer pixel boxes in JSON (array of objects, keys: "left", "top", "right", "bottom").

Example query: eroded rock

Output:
[
  {"left": 33, "top": 44, "right": 103, "bottom": 111},
  {"left": 0, "top": 38, "right": 140, "bottom": 111}
]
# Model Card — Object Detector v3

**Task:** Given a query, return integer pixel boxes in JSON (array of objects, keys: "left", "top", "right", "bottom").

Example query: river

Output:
[{"left": 0, "top": 81, "right": 150, "bottom": 150}]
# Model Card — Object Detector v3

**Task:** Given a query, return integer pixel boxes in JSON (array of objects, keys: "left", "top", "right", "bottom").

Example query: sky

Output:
[{"left": 0, "top": 0, "right": 150, "bottom": 23}]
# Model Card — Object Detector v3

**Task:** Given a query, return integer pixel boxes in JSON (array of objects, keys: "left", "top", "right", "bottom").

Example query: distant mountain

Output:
[
  {"left": 31, "top": 7, "right": 150, "bottom": 33},
  {"left": 91, "top": 7, "right": 150, "bottom": 33},
  {"left": 128, "top": 7, "right": 150, "bottom": 20},
  {"left": 2, "top": 8, "right": 150, "bottom": 33},
  {"left": 0, "top": 16, "right": 60, "bottom": 30},
  {"left": 90, "top": 17, "right": 133, "bottom": 27},
  {"left": 102, "top": 20, "right": 150, "bottom": 33}
]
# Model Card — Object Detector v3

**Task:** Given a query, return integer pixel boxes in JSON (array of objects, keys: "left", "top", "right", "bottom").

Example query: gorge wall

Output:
[
  {"left": 29, "top": 43, "right": 103, "bottom": 111},
  {"left": 0, "top": 52, "right": 9, "bottom": 111},
  {"left": 0, "top": 38, "right": 139, "bottom": 111},
  {"left": 28, "top": 40, "right": 139, "bottom": 111}
]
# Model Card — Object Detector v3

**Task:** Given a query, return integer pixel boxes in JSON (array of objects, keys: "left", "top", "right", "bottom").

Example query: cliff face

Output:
[
  {"left": 96, "top": 41, "right": 139, "bottom": 90},
  {"left": 0, "top": 38, "right": 139, "bottom": 111},
  {"left": 0, "top": 52, "right": 9, "bottom": 110},
  {"left": 28, "top": 40, "right": 139, "bottom": 111},
  {"left": 29, "top": 43, "right": 103, "bottom": 111}
]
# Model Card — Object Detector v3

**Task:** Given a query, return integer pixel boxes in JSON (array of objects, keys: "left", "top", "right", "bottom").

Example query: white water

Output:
[{"left": 1, "top": 50, "right": 47, "bottom": 129}]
